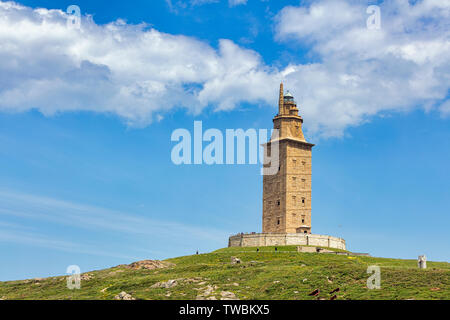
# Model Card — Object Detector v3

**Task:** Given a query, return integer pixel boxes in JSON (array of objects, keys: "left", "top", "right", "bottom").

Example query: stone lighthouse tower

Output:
[
  {"left": 262, "top": 83, "right": 315, "bottom": 234},
  {"left": 228, "top": 84, "right": 345, "bottom": 250}
]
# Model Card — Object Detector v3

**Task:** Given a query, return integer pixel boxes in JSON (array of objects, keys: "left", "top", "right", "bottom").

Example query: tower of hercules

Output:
[{"left": 262, "top": 83, "right": 315, "bottom": 234}]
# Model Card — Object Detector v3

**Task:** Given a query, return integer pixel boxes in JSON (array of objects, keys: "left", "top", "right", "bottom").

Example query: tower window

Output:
[
  {"left": 277, "top": 219, "right": 280, "bottom": 225},
  {"left": 277, "top": 200, "right": 280, "bottom": 206},
  {"left": 302, "top": 219, "right": 305, "bottom": 223}
]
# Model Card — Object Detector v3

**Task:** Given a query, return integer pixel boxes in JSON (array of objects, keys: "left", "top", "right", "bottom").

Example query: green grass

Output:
[{"left": 0, "top": 246, "right": 449, "bottom": 300}]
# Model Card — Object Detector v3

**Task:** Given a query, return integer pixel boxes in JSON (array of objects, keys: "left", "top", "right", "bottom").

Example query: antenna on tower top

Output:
[{"left": 278, "top": 82, "right": 284, "bottom": 115}]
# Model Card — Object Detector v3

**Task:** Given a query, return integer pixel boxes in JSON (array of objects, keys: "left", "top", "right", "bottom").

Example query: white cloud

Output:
[
  {"left": 191, "top": 0, "right": 220, "bottom": 5},
  {"left": 229, "top": 0, "right": 248, "bottom": 7},
  {"left": 0, "top": 1, "right": 278, "bottom": 126},
  {"left": 165, "top": 0, "right": 220, "bottom": 13},
  {"left": 0, "top": 0, "right": 449, "bottom": 137},
  {"left": 166, "top": 0, "right": 245, "bottom": 10},
  {"left": 440, "top": 100, "right": 450, "bottom": 117},
  {"left": 275, "top": 0, "right": 450, "bottom": 137}
]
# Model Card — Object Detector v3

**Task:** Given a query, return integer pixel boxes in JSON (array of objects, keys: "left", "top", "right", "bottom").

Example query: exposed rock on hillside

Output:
[
  {"left": 126, "top": 260, "right": 175, "bottom": 270},
  {"left": 151, "top": 279, "right": 178, "bottom": 289},
  {"left": 114, "top": 291, "right": 135, "bottom": 300}
]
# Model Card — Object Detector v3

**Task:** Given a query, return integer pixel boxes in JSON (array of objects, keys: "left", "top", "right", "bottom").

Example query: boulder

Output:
[
  {"left": 151, "top": 279, "right": 178, "bottom": 289},
  {"left": 80, "top": 273, "right": 93, "bottom": 281},
  {"left": 114, "top": 291, "right": 135, "bottom": 300},
  {"left": 231, "top": 257, "right": 241, "bottom": 264}
]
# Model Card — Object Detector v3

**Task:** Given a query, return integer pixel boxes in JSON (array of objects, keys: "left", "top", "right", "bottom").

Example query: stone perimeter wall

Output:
[{"left": 228, "top": 233, "right": 346, "bottom": 250}]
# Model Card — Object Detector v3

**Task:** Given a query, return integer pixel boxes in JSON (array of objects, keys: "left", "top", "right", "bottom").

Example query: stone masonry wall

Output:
[{"left": 228, "top": 233, "right": 346, "bottom": 250}]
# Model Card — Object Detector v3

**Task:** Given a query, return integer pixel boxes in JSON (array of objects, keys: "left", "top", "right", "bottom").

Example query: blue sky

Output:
[{"left": 0, "top": 0, "right": 449, "bottom": 281}]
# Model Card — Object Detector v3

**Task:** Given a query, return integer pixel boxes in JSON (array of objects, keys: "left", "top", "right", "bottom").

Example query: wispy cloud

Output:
[
  {"left": 229, "top": 0, "right": 247, "bottom": 7},
  {"left": 0, "top": 190, "right": 229, "bottom": 256},
  {"left": 0, "top": 228, "right": 136, "bottom": 260}
]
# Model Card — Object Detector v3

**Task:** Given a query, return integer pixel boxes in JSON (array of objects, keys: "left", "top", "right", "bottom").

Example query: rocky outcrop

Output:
[
  {"left": 126, "top": 260, "right": 175, "bottom": 270},
  {"left": 231, "top": 257, "right": 241, "bottom": 264},
  {"left": 196, "top": 285, "right": 239, "bottom": 300},
  {"left": 151, "top": 279, "right": 178, "bottom": 289},
  {"left": 114, "top": 291, "right": 135, "bottom": 300}
]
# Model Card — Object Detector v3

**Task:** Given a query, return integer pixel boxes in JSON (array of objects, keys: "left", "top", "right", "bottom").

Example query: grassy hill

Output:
[{"left": 1, "top": 246, "right": 449, "bottom": 300}]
